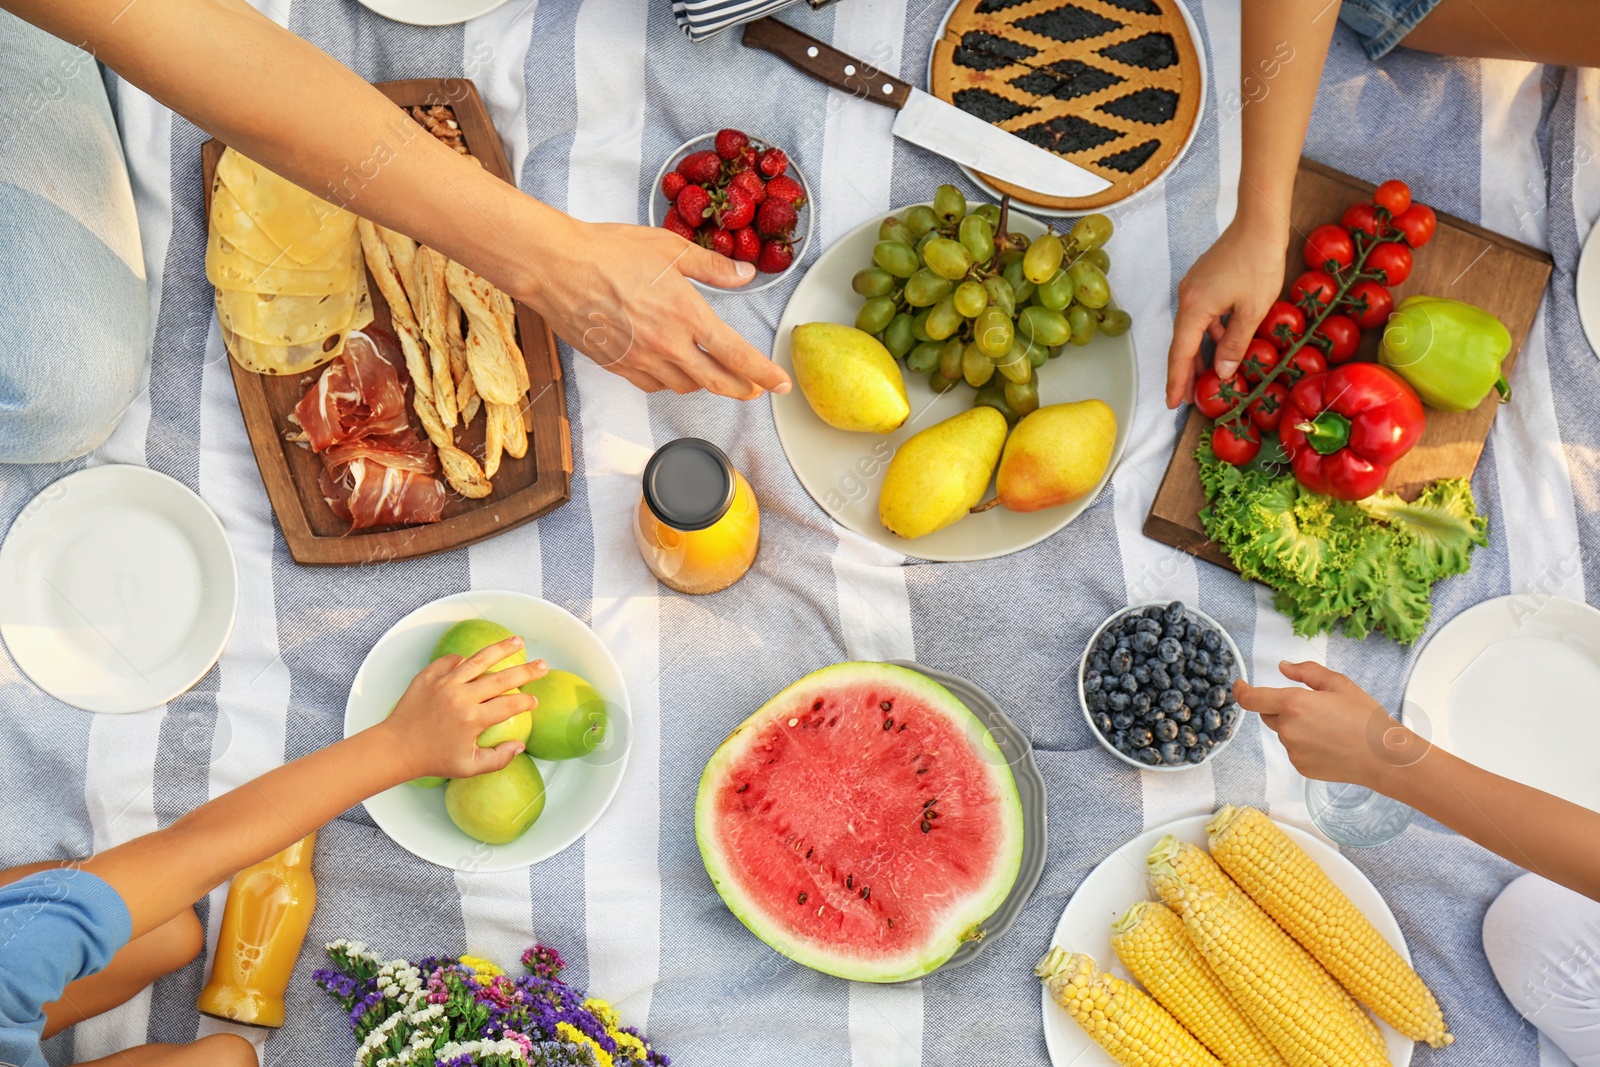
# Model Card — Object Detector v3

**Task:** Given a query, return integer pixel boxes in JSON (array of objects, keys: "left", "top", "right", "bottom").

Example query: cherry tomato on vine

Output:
[
  {"left": 1365, "top": 242, "right": 1413, "bottom": 286},
  {"left": 1240, "top": 337, "right": 1281, "bottom": 384},
  {"left": 1311, "top": 312, "right": 1362, "bottom": 364},
  {"left": 1342, "top": 280, "right": 1395, "bottom": 330},
  {"left": 1303, "top": 224, "right": 1355, "bottom": 272},
  {"left": 1285, "top": 348, "right": 1327, "bottom": 381},
  {"left": 1341, "top": 202, "right": 1390, "bottom": 240},
  {"left": 1289, "top": 269, "right": 1339, "bottom": 310},
  {"left": 1392, "top": 203, "right": 1437, "bottom": 248},
  {"left": 1374, "top": 179, "right": 1412, "bottom": 217},
  {"left": 1255, "top": 300, "right": 1307, "bottom": 351},
  {"left": 1194, "top": 367, "right": 1247, "bottom": 420},
  {"left": 1211, "top": 421, "right": 1261, "bottom": 466},
  {"left": 1247, "top": 381, "right": 1291, "bottom": 433}
]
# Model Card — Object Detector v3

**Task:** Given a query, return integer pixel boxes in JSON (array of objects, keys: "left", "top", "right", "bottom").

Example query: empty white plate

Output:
[
  {"left": 1404, "top": 594, "right": 1600, "bottom": 813},
  {"left": 352, "top": 0, "right": 514, "bottom": 26},
  {"left": 0, "top": 465, "right": 238, "bottom": 714}
]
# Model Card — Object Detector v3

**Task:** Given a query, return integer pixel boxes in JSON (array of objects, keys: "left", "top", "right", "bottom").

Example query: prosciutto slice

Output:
[{"left": 293, "top": 330, "right": 446, "bottom": 530}]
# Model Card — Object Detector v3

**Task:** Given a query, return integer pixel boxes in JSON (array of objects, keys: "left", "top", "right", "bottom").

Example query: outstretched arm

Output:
[
  {"left": 1238, "top": 661, "right": 1600, "bottom": 903},
  {"left": 1165, "top": 0, "right": 1338, "bottom": 407},
  {"left": 3, "top": 0, "right": 789, "bottom": 400}
]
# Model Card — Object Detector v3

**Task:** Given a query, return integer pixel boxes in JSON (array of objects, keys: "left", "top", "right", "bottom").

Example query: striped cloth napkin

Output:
[{"left": 672, "top": 0, "right": 819, "bottom": 42}]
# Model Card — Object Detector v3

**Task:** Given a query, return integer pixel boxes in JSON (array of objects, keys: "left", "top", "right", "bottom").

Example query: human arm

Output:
[
  {"left": 2, "top": 0, "right": 789, "bottom": 400},
  {"left": 1165, "top": 0, "right": 1338, "bottom": 407},
  {"left": 1237, "top": 660, "right": 1600, "bottom": 903},
  {"left": 79, "top": 635, "right": 546, "bottom": 941}
]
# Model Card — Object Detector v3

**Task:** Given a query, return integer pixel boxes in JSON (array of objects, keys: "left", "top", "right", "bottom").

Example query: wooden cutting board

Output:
[
  {"left": 1144, "top": 158, "right": 1551, "bottom": 572},
  {"left": 202, "top": 79, "right": 572, "bottom": 566}
]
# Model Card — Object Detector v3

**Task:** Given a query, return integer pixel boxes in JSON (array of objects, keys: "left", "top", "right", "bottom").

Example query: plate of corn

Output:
[{"left": 1038, "top": 806, "right": 1454, "bottom": 1067}]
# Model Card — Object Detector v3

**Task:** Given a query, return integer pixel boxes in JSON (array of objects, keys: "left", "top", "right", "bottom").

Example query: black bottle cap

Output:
[{"left": 642, "top": 438, "right": 736, "bottom": 532}]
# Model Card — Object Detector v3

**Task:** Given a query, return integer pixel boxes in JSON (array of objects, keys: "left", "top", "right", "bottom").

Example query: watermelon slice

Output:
[{"left": 696, "top": 662, "right": 1025, "bottom": 982}]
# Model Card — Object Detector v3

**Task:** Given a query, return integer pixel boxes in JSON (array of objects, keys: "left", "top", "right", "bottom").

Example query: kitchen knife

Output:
[{"left": 742, "top": 17, "right": 1111, "bottom": 199}]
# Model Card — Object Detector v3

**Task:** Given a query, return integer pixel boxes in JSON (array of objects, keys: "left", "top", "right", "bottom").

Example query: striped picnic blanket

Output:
[{"left": 2, "top": 1, "right": 1597, "bottom": 1064}]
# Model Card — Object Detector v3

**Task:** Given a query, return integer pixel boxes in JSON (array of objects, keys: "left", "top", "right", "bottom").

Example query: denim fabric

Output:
[
  {"left": 0, "top": 11, "right": 148, "bottom": 464},
  {"left": 1338, "top": 0, "right": 1447, "bottom": 60}
]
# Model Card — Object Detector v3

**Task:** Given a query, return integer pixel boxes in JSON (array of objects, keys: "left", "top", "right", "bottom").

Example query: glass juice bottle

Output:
[{"left": 634, "top": 438, "right": 759, "bottom": 594}]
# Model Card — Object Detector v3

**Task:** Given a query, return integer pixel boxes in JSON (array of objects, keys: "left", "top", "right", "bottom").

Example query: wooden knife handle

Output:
[{"left": 741, "top": 17, "right": 911, "bottom": 110}]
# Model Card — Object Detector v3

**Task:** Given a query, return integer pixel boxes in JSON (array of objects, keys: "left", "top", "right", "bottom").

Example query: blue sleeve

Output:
[{"left": 0, "top": 869, "right": 131, "bottom": 1067}]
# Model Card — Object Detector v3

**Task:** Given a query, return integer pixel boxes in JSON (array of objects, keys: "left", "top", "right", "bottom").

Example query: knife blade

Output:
[{"left": 741, "top": 17, "right": 1111, "bottom": 200}]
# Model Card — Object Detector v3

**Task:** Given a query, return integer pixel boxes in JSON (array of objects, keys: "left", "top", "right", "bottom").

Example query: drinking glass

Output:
[{"left": 1305, "top": 780, "right": 1414, "bottom": 847}]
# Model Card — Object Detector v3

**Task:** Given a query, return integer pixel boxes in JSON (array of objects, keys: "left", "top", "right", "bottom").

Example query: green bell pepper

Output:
[{"left": 1378, "top": 295, "right": 1512, "bottom": 413}]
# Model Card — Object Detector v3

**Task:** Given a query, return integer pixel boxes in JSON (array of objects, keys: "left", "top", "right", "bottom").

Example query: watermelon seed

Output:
[
  {"left": 847, "top": 874, "right": 853, "bottom": 889},
  {"left": 798, "top": 892, "right": 807, "bottom": 904},
  {"left": 861, "top": 886, "right": 871, "bottom": 900},
  {"left": 788, "top": 718, "right": 798, "bottom": 727},
  {"left": 928, "top": 811, "right": 939, "bottom": 819},
  {"left": 806, "top": 848, "right": 813, "bottom": 858},
  {"left": 736, "top": 784, "right": 748, "bottom": 793},
  {"left": 922, "top": 798, "right": 936, "bottom": 808},
  {"left": 880, "top": 700, "right": 893, "bottom": 711},
  {"left": 812, "top": 700, "right": 823, "bottom": 710},
  {"left": 898, "top": 723, "right": 907, "bottom": 732},
  {"left": 921, "top": 820, "right": 932, "bottom": 833},
  {"left": 916, "top": 768, "right": 928, "bottom": 774},
  {"left": 882, "top": 718, "right": 893, "bottom": 730},
  {"left": 887, "top": 918, "right": 894, "bottom": 928}
]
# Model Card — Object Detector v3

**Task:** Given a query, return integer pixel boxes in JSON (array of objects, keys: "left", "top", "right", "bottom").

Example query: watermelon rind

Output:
[{"left": 695, "top": 662, "right": 1025, "bottom": 983}]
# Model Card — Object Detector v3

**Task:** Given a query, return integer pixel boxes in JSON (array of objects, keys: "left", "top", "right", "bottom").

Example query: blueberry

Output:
[
  {"left": 1127, "top": 726, "right": 1153, "bottom": 749},
  {"left": 1194, "top": 730, "right": 1213, "bottom": 748},
  {"left": 1089, "top": 651, "right": 1110, "bottom": 673},
  {"left": 1157, "top": 638, "right": 1182, "bottom": 664},
  {"left": 1143, "top": 707, "right": 1165, "bottom": 725},
  {"left": 1111, "top": 710, "right": 1135, "bottom": 730},
  {"left": 1137, "top": 746, "right": 1161, "bottom": 766},
  {"left": 1206, "top": 685, "right": 1228, "bottom": 709},
  {"left": 1202, "top": 708, "right": 1223, "bottom": 733},
  {"left": 1162, "top": 600, "right": 1185, "bottom": 625},
  {"left": 1096, "top": 631, "right": 1117, "bottom": 653},
  {"left": 1170, "top": 703, "right": 1192, "bottom": 724},
  {"left": 1158, "top": 689, "right": 1183, "bottom": 713},
  {"left": 1174, "top": 674, "right": 1193, "bottom": 695},
  {"left": 1143, "top": 605, "right": 1165, "bottom": 620},
  {"left": 1191, "top": 649, "right": 1212, "bottom": 672},
  {"left": 1223, "top": 703, "right": 1241, "bottom": 725},
  {"left": 1107, "top": 691, "right": 1131, "bottom": 712},
  {"left": 1163, "top": 622, "right": 1186, "bottom": 641},
  {"left": 1132, "top": 632, "right": 1159, "bottom": 656},
  {"left": 1095, "top": 712, "right": 1113, "bottom": 734},
  {"left": 1186, "top": 745, "right": 1207, "bottom": 764},
  {"left": 1110, "top": 648, "right": 1134, "bottom": 674},
  {"left": 1217, "top": 649, "right": 1235, "bottom": 668},
  {"left": 1150, "top": 665, "right": 1171, "bottom": 690},
  {"left": 1138, "top": 617, "right": 1162, "bottom": 633},
  {"left": 1083, "top": 670, "right": 1102, "bottom": 694},
  {"left": 1160, "top": 741, "right": 1186, "bottom": 764},
  {"left": 1154, "top": 719, "right": 1178, "bottom": 743},
  {"left": 1207, "top": 664, "right": 1231, "bottom": 686},
  {"left": 1131, "top": 691, "right": 1152, "bottom": 715},
  {"left": 1111, "top": 729, "right": 1130, "bottom": 751},
  {"left": 1116, "top": 673, "right": 1135, "bottom": 694},
  {"left": 1181, "top": 641, "right": 1198, "bottom": 660},
  {"left": 1177, "top": 725, "right": 1198, "bottom": 748},
  {"left": 1133, "top": 663, "right": 1152, "bottom": 685},
  {"left": 1200, "top": 630, "right": 1221, "bottom": 652}
]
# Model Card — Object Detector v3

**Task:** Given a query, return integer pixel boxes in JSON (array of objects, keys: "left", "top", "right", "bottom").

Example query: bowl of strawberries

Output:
[{"left": 650, "top": 128, "right": 812, "bottom": 295}]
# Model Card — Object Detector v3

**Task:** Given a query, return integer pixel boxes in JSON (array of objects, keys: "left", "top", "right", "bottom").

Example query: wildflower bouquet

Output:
[{"left": 314, "top": 941, "right": 668, "bottom": 1067}]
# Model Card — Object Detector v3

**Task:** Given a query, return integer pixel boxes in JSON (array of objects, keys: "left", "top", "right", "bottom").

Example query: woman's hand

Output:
[
  {"left": 517, "top": 217, "right": 793, "bottom": 400},
  {"left": 380, "top": 635, "right": 548, "bottom": 780},
  {"left": 1165, "top": 213, "right": 1291, "bottom": 408},
  {"left": 1234, "top": 660, "right": 1428, "bottom": 788}
]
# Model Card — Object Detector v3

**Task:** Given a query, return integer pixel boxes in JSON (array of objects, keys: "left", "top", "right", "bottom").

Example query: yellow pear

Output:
[
  {"left": 879, "top": 407, "right": 1008, "bottom": 539},
  {"left": 791, "top": 322, "right": 910, "bottom": 433},
  {"left": 995, "top": 400, "right": 1117, "bottom": 512}
]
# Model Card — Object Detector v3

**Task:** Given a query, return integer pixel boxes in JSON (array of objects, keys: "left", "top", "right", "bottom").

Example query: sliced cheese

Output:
[
  {"left": 207, "top": 224, "right": 358, "bottom": 296},
  {"left": 220, "top": 278, "right": 371, "bottom": 376},
  {"left": 210, "top": 179, "right": 356, "bottom": 274},
  {"left": 215, "top": 147, "right": 356, "bottom": 264},
  {"left": 216, "top": 269, "right": 367, "bottom": 347}
]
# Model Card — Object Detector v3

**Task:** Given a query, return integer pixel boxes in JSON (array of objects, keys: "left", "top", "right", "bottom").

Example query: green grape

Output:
[
  {"left": 938, "top": 335, "right": 965, "bottom": 381},
  {"left": 856, "top": 296, "right": 896, "bottom": 334},
  {"left": 906, "top": 340, "right": 943, "bottom": 374},
  {"left": 1018, "top": 305, "right": 1070, "bottom": 347},
  {"left": 1068, "top": 260, "right": 1110, "bottom": 309},
  {"left": 1084, "top": 248, "right": 1112, "bottom": 272},
  {"left": 911, "top": 308, "right": 933, "bottom": 343},
  {"left": 878, "top": 217, "right": 913, "bottom": 244},
  {"left": 1068, "top": 213, "right": 1114, "bottom": 251},
  {"left": 962, "top": 342, "right": 996, "bottom": 388},
  {"left": 933, "top": 183, "right": 967, "bottom": 224},
  {"left": 873, "top": 240, "right": 920, "bottom": 279},
  {"left": 998, "top": 246, "right": 1024, "bottom": 269},
  {"left": 903, "top": 268, "right": 952, "bottom": 308},
  {"left": 997, "top": 340, "right": 1032, "bottom": 384},
  {"left": 925, "top": 294, "right": 963, "bottom": 340},
  {"left": 953, "top": 279, "right": 988, "bottom": 318},
  {"left": 922, "top": 238, "right": 973, "bottom": 282},
  {"left": 852, "top": 267, "right": 895, "bottom": 298},
  {"left": 1023, "top": 233, "right": 1065, "bottom": 285},
  {"left": 1027, "top": 338, "right": 1049, "bottom": 368},
  {"left": 1036, "top": 269, "right": 1074, "bottom": 310},
  {"left": 973, "top": 382, "right": 1019, "bottom": 424},
  {"left": 1004, "top": 377, "right": 1040, "bottom": 417},
  {"left": 884, "top": 313, "right": 916, "bottom": 358},
  {"left": 915, "top": 230, "right": 939, "bottom": 256},
  {"left": 1002, "top": 259, "right": 1036, "bottom": 304},
  {"left": 1097, "top": 307, "right": 1133, "bottom": 337},
  {"left": 958, "top": 214, "right": 995, "bottom": 267},
  {"left": 975, "top": 307, "right": 1014, "bottom": 359},
  {"left": 903, "top": 204, "right": 939, "bottom": 239},
  {"left": 1068, "top": 304, "right": 1098, "bottom": 346},
  {"left": 982, "top": 275, "right": 1015, "bottom": 318},
  {"left": 929, "top": 366, "right": 960, "bottom": 393}
]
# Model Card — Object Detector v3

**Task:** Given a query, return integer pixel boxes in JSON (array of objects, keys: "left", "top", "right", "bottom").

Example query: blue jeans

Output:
[
  {"left": 0, "top": 11, "right": 148, "bottom": 464},
  {"left": 1338, "top": 0, "right": 1446, "bottom": 60}
]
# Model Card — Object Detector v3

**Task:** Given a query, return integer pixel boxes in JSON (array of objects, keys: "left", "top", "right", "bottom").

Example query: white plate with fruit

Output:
[
  {"left": 344, "top": 590, "right": 631, "bottom": 872},
  {"left": 1041, "top": 811, "right": 1421, "bottom": 1067},
  {"left": 771, "top": 189, "right": 1137, "bottom": 561}
]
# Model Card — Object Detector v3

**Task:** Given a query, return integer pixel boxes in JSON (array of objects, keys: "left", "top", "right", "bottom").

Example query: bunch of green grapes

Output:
[{"left": 851, "top": 184, "right": 1132, "bottom": 422}]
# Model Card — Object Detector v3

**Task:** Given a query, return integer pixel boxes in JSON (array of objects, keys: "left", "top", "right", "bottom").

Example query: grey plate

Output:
[{"left": 889, "top": 660, "right": 1049, "bottom": 981}]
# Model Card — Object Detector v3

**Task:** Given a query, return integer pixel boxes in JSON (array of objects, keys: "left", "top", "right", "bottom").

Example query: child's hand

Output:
[
  {"left": 1235, "top": 660, "right": 1428, "bottom": 787},
  {"left": 381, "top": 635, "right": 550, "bottom": 780}
]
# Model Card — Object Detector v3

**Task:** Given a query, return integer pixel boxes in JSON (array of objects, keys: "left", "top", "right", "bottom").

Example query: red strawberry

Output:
[
  {"left": 756, "top": 148, "right": 788, "bottom": 179},
  {"left": 699, "top": 227, "right": 735, "bottom": 257},
  {"left": 737, "top": 145, "right": 757, "bottom": 173},
  {"left": 764, "top": 174, "right": 806, "bottom": 207},
  {"left": 714, "top": 128, "right": 749, "bottom": 161},
  {"left": 755, "top": 238, "right": 794, "bottom": 274},
  {"left": 731, "top": 227, "right": 761, "bottom": 263},
  {"left": 713, "top": 187, "right": 756, "bottom": 230},
  {"left": 756, "top": 197, "right": 798, "bottom": 238},
  {"left": 730, "top": 169, "right": 767, "bottom": 205},
  {"left": 675, "top": 183, "right": 711, "bottom": 227},
  {"left": 661, "top": 210, "right": 696, "bottom": 240},
  {"left": 661, "top": 170, "right": 688, "bottom": 201},
  {"left": 678, "top": 150, "right": 721, "bottom": 185}
]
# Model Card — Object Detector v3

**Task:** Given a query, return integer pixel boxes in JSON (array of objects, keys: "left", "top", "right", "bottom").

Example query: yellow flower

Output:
[
  {"left": 611, "top": 1030, "right": 647, "bottom": 1058},
  {"left": 557, "top": 1023, "right": 614, "bottom": 1067},
  {"left": 583, "top": 998, "right": 620, "bottom": 1029},
  {"left": 457, "top": 955, "right": 505, "bottom": 978}
]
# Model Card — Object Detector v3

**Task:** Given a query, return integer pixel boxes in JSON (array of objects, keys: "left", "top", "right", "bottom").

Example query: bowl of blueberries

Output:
[{"left": 1079, "top": 600, "right": 1247, "bottom": 771}]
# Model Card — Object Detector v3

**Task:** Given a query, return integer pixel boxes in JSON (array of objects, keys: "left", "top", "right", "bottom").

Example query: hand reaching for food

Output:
[{"left": 1234, "top": 660, "right": 1421, "bottom": 786}]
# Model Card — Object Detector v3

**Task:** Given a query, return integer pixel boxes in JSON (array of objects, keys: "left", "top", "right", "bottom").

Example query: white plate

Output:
[
  {"left": 0, "top": 465, "right": 238, "bottom": 714},
  {"left": 1403, "top": 594, "right": 1600, "bottom": 814},
  {"left": 352, "top": 0, "right": 512, "bottom": 26},
  {"left": 344, "top": 590, "right": 631, "bottom": 872},
  {"left": 1577, "top": 218, "right": 1600, "bottom": 360},
  {"left": 1041, "top": 814, "right": 1413, "bottom": 1067},
  {"left": 770, "top": 206, "right": 1137, "bottom": 562}
]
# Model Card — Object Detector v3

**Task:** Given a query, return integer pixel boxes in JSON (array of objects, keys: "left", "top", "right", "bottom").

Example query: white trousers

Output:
[{"left": 1483, "top": 873, "right": 1600, "bottom": 1065}]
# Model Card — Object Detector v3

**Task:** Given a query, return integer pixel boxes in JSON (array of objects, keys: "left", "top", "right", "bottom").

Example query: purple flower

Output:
[{"left": 521, "top": 944, "right": 566, "bottom": 980}]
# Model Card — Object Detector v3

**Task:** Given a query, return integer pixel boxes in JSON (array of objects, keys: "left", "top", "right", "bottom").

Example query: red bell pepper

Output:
[{"left": 1279, "top": 363, "right": 1425, "bottom": 500}]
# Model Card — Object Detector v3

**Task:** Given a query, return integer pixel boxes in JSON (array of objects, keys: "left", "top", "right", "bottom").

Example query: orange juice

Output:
[{"left": 634, "top": 439, "right": 760, "bottom": 594}]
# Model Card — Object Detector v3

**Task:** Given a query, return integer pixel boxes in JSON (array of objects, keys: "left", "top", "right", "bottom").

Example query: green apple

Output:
[
  {"left": 445, "top": 755, "right": 546, "bottom": 845},
  {"left": 431, "top": 619, "right": 531, "bottom": 747},
  {"left": 519, "top": 669, "right": 609, "bottom": 760}
]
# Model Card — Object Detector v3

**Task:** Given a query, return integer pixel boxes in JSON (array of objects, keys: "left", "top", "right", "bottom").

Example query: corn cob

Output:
[
  {"left": 1037, "top": 947, "right": 1222, "bottom": 1067},
  {"left": 1111, "top": 901, "right": 1291, "bottom": 1067},
  {"left": 1147, "top": 837, "right": 1390, "bottom": 1067},
  {"left": 1207, "top": 805, "right": 1453, "bottom": 1048}
]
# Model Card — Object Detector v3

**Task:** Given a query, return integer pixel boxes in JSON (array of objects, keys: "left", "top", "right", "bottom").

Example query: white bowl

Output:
[
  {"left": 1077, "top": 600, "right": 1247, "bottom": 773},
  {"left": 648, "top": 132, "right": 814, "bottom": 296}
]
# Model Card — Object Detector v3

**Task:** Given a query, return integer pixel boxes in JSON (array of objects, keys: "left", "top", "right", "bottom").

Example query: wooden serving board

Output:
[
  {"left": 1144, "top": 158, "right": 1552, "bottom": 572},
  {"left": 202, "top": 78, "right": 572, "bottom": 567}
]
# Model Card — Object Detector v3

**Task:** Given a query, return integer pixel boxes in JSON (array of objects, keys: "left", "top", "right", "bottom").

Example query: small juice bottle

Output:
[
  {"left": 634, "top": 439, "right": 760, "bottom": 595},
  {"left": 196, "top": 832, "right": 317, "bottom": 1028}
]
